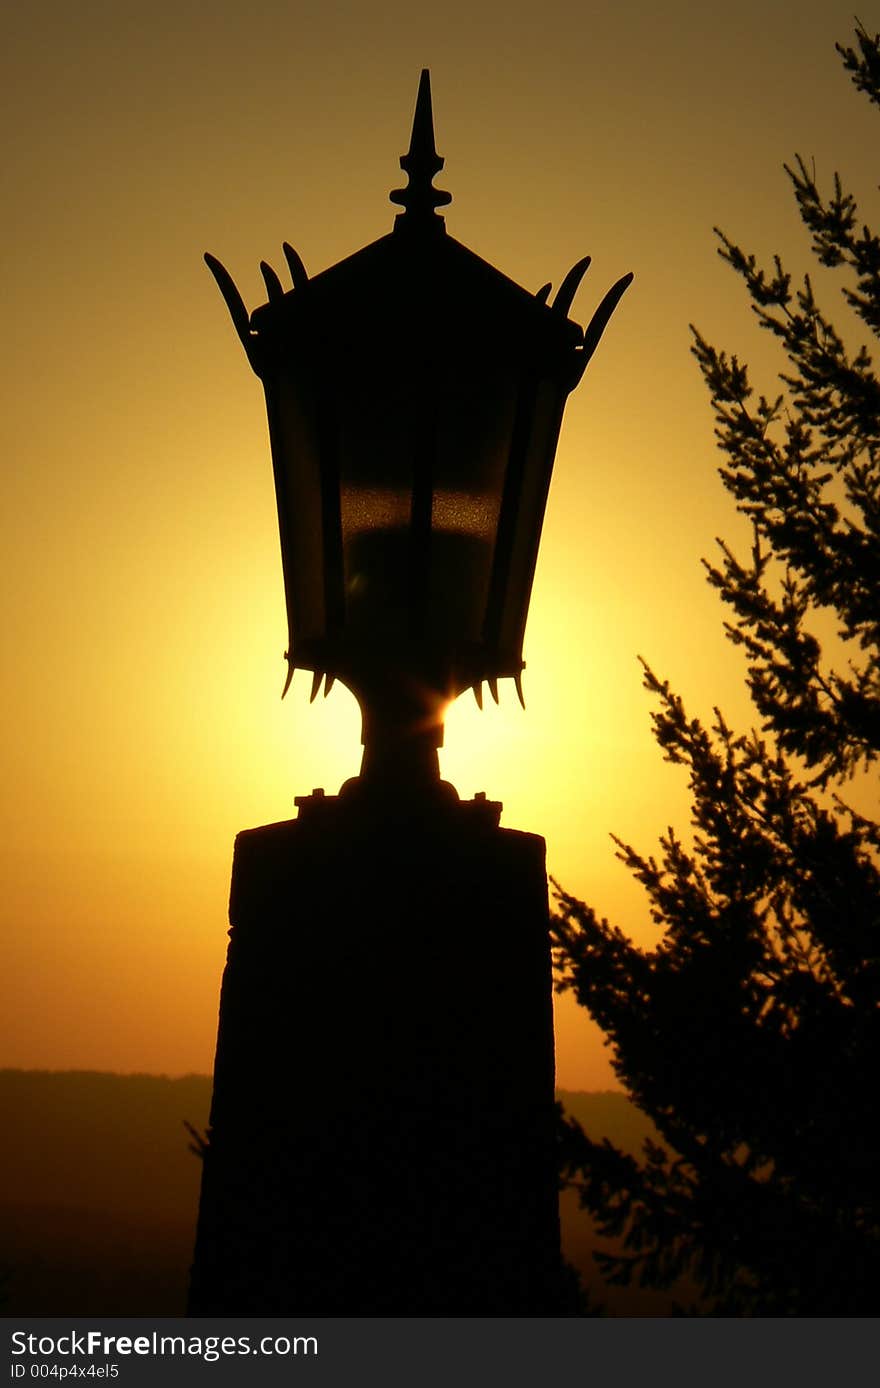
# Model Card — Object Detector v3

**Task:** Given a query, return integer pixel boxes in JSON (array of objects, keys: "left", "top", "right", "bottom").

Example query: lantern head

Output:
[{"left": 206, "top": 71, "right": 631, "bottom": 791}]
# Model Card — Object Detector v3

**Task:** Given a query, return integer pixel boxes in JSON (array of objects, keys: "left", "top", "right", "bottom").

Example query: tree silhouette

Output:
[{"left": 552, "top": 22, "right": 880, "bottom": 1316}]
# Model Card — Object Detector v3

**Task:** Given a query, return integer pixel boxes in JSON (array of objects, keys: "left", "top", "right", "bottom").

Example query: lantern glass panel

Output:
[
  {"left": 497, "top": 377, "right": 568, "bottom": 659},
  {"left": 430, "top": 368, "right": 518, "bottom": 644},
  {"left": 335, "top": 361, "right": 417, "bottom": 643},
  {"left": 267, "top": 371, "right": 327, "bottom": 650}
]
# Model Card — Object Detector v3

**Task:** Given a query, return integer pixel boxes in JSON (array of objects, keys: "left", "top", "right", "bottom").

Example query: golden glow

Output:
[{"left": 2, "top": 0, "right": 871, "bottom": 1088}]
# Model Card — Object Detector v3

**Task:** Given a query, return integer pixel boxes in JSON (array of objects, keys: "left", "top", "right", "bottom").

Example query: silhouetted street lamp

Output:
[{"left": 189, "top": 71, "right": 630, "bottom": 1316}]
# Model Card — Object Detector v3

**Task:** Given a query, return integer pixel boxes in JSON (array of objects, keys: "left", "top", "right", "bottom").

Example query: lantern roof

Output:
[
  {"left": 212, "top": 70, "right": 630, "bottom": 386},
  {"left": 249, "top": 228, "right": 582, "bottom": 375},
  {"left": 259, "top": 68, "right": 577, "bottom": 355}
]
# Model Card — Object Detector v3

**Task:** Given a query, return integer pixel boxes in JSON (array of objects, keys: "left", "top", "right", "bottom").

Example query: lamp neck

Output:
[
  {"left": 359, "top": 727, "right": 440, "bottom": 788},
  {"left": 354, "top": 684, "right": 449, "bottom": 797}
]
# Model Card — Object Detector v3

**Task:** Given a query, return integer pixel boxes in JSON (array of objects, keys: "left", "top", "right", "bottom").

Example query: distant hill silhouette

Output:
[
  {"left": 0, "top": 1070, "right": 676, "bottom": 1315},
  {"left": 0, "top": 1070, "right": 209, "bottom": 1315}
]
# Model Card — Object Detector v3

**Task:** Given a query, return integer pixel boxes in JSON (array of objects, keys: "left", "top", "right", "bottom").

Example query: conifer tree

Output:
[{"left": 553, "top": 22, "right": 880, "bottom": 1316}]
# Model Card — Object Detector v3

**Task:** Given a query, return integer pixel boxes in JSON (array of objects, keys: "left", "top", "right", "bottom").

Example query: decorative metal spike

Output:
[
  {"left": 573, "top": 271, "right": 634, "bottom": 384},
  {"left": 390, "top": 69, "right": 451, "bottom": 222},
  {"left": 309, "top": 671, "right": 323, "bottom": 703},
  {"left": 552, "top": 255, "right": 591, "bottom": 317},
  {"left": 514, "top": 672, "right": 526, "bottom": 709},
  {"left": 260, "top": 260, "right": 285, "bottom": 302},
  {"left": 323, "top": 674, "right": 336, "bottom": 697},
  {"left": 488, "top": 677, "right": 499, "bottom": 704},
  {"left": 472, "top": 682, "right": 484, "bottom": 710},
  {"left": 282, "top": 242, "right": 309, "bottom": 289},
  {"left": 535, "top": 282, "right": 552, "bottom": 304},
  {"left": 281, "top": 653, "right": 294, "bottom": 700},
  {"left": 204, "top": 252, "right": 260, "bottom": 373}
]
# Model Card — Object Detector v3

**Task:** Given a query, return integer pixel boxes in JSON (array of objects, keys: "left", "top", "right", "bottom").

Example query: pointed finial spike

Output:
[
  {"left": 410, "top": 69, "right": 438, "bottom": 162},
  {"left": 514, "top": 672, "right": 526, "bottom": 709},
  {"left": 323, "top": 674, "right": 336, "bottom": 698},
  {"left": 390, "top": 69, "right": 451, "bottom": 224},
  {"left": 473, "top": 682, "right": 484, "bottom": 710},
  {"left": 488, "top": 677, "right": 499, "bottom": 704},
  {"left": 309, "top": 671, "right": 323, "bottom": 703}
]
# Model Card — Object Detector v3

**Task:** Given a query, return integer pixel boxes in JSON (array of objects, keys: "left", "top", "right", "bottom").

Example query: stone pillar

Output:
[{"left": 188, "top": 790, "right": 562, "bottom": 1314}]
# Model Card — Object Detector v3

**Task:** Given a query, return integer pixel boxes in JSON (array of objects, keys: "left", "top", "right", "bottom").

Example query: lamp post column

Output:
[{"left": 188, "top": 788, "right": 564, "bottom": 1314}]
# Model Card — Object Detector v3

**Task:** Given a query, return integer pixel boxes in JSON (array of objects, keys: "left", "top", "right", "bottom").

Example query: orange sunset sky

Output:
[{"left": 2, "top": 1, "right": 877, "bottom": 1089}]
